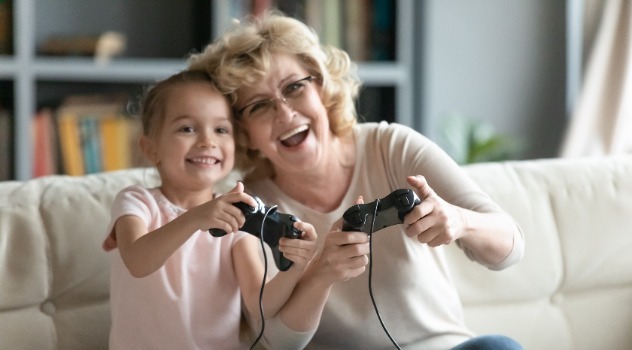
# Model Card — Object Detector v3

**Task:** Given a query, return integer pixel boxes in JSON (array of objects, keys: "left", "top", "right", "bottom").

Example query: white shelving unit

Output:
[{"left": 2, "top": 0, "right": 417, "bottom": 181}]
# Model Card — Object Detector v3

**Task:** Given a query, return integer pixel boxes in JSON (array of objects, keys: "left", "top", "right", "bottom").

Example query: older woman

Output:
[{"left": 189, "top": 11, "right": 524, "bottom": 350}]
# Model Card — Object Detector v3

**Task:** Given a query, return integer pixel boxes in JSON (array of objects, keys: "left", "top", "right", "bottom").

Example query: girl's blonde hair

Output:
[{"left": 188, "top": 10, "right": 361, "bottom": 180}]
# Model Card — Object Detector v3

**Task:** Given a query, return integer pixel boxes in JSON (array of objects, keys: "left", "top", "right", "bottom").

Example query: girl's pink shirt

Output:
[{"left": 104, "top": 185, "right": 250, "bottom": 350}]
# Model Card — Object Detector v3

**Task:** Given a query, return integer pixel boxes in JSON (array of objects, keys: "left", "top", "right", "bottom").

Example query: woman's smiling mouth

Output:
[{"left": 280, "top": 125, "right": 309, "bottom": 147}]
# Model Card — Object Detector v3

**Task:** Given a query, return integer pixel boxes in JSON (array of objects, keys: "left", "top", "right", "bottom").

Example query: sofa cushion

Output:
[
  {"left": 0, "top": 169, "right": 159, "bottom": 350},
  {"left": 448, "top": 155, "right": 632, "bottom": 350}
]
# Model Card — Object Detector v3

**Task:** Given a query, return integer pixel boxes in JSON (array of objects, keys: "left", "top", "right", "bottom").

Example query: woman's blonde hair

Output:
[{"left": 188, "top": 10, "right": 361, "bottom": 179}]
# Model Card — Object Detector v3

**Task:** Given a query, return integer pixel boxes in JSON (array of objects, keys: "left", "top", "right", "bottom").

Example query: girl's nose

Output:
[{"left": 198, "top": 132, "right": 217, "bottom": 148}]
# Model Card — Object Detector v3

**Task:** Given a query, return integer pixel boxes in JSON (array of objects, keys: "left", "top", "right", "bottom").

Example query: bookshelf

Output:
[{"left": 1, "top": 0, "right": 418, "bottom": 181}]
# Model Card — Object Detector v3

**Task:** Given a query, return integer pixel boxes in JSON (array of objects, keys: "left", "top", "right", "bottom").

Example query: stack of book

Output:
[{"left": 31, "top": 94, "right": 143, "bottom": 177}]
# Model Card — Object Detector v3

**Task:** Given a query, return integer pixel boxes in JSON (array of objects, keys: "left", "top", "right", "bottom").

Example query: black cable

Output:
[
  {"left": 368, "top": 199, "right": 402, "bottom": 350},
  {"left": 249, "top": 205, "right": 276, "bottom": 350}
]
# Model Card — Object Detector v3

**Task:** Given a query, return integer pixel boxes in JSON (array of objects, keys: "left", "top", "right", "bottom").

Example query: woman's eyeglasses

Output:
[{"left": 237, "top": 76, "right": 315, "bottom": 121}]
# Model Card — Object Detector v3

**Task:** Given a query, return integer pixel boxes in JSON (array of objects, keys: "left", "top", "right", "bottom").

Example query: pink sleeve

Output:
[{"left": 102, "top": 186, "right": 157, "bottom": 251}]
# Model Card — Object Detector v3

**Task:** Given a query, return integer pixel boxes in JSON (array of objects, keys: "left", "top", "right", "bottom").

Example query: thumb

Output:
[
  {"left": 407, "top": 175, "right": 436, "bottom": 200},
  {"left": 227, "top": 181, "right": 244, "bottom": 195},
  {"left": 355, "top": 195, "right": 365, "bottom": 205}
]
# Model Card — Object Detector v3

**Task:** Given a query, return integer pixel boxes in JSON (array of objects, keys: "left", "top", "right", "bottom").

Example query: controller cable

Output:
[
  {"left": 368, "top": 199, "right": 402, "bottom": 350},
  {"left": 249, "top": 205, "right": 277, "bottom": 350}
]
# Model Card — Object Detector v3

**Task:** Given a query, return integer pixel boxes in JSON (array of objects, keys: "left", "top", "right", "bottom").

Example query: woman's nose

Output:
[{"left": 274, "top": 98, "right": 294, "bottom": 123}]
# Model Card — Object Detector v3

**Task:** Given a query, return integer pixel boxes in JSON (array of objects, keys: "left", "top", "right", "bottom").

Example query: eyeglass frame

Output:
[{"left": 236, "top": 75, "right": 316, "bottom": 120}]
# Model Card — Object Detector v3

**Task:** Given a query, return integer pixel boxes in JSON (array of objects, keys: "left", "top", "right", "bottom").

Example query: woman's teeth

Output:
[{"left": 279, "top": 125, "right": 309, "bottom": 141}]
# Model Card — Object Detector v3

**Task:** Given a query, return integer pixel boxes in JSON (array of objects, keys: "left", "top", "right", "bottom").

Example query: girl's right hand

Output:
[{"left": 194, "top": 182, "right": 257, "bottom": 234}]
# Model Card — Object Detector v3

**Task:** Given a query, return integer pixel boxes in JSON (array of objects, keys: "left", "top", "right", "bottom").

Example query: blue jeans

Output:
[{"left": 450, "top": 335, "right": 524, "bottom": 350}]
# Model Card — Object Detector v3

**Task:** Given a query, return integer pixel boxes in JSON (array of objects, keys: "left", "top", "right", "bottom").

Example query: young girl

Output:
[{"left": 102, "top": 70, "right": 317, "bottom": 350}]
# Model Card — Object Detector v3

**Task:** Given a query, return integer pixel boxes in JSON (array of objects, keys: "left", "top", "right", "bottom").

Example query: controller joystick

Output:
[
  {"left": 209, "top": 196, "right": 302, "bottom": 271},
  {"left": 342, "top": 189, "right": 421, "bottom": 234}
]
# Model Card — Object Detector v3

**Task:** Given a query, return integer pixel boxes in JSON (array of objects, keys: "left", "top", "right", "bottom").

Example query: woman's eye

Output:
[
  {"left": 249, "top": 100, "right": 273, "bottom": 115},
  {"left": 283, "top": 82, "right": 305, "bottom": 97}
]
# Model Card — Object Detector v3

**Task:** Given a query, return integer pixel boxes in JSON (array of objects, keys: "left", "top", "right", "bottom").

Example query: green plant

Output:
[{"left": 440, "top": 114, "right": 522, "bottom": 164}]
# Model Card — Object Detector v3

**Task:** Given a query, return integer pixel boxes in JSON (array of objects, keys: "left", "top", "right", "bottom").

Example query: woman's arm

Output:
[{"left": 404, "top": 175, "right": 524, "bottom": 269}]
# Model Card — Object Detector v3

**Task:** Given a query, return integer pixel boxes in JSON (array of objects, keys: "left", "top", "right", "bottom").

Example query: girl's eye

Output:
[
  {"left": 216, "top": 127, "right": 231, "bottom": 134},
  {"left": 179, "top": 126, "right": 195, "bottom": 133}
]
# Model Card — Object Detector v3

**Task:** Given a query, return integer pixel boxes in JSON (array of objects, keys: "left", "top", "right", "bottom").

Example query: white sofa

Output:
[{"left": 1, "top": 156, "right": 631, "bottom": 350}]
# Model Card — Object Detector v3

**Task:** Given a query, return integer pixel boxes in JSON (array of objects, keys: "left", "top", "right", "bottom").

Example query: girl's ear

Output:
[{"left": 139, "top": 135, "right": 159, "bottom": 165}]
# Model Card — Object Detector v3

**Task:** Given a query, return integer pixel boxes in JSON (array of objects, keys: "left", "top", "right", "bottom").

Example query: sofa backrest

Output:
[{"left": 1, "top": 156, "right": 631, "bottom": 350}]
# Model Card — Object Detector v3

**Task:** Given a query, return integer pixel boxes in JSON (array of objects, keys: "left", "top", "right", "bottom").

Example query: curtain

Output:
[{"left": 561, "top": 0, "right": 632, "bottom": 157}]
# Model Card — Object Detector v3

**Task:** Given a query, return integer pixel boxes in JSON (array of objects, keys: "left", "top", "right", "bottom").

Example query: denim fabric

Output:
[{"left": 451, "top": 335, "right": 524, "bottom": 350}]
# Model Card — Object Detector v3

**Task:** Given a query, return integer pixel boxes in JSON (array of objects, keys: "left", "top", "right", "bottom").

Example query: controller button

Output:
[{"left": 399, "top": 196, "right": 411, "bottom": 207}]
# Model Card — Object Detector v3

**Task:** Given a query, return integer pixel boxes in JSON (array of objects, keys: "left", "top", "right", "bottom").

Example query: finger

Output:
[
  {"left": 226, "top": 181, "right": 244, "bottom": 195},
  {"left": 355, "top": 195, "right": 364, "bottom": 205},
  {"left": 294, "top": 222, "right": 317, "bottom": 241},
  {"left": 329, "top": 231, "right": 370, "bottom": 245},
  {"left": 407, "top": 175, "right": 436, "bottom": 200}
]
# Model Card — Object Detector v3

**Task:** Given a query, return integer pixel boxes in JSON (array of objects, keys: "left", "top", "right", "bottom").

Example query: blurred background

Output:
[{"left": 0, "top": 0, "right": 629, "bottom": 181}]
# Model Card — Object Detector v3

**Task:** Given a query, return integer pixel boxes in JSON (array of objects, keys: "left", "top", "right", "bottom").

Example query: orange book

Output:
[
  {"left": 100, "top": 113, "right": 131, "bottom": 171},
  {"left": 56, "top": 108, "right": 84, "bottom": 176}
]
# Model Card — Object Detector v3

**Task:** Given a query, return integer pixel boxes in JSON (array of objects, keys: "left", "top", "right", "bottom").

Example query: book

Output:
[
  {"left": 0, "top": 0, "right": 12, "bottom": 54},
  {"left": 321, "top": 0, "right": 342, "bottom": 48},
  {"left": 32, "top": 107, "right": 57, "bottom": 177},
  {"left": 56, "top": 108, "right": 84, "bottom": 176},
  {"left": 79, "top": 116, "right": 101, "bottom": 174},
  {"left": 0, "top": 107, "right": 11, "bottom": 180},
  {"left": 343, "top": 0, "right": 371, "bottom": 61},
  {"left": 371, "top": 0, "right": 395, "bottom": 61},
  {"left": 55, "top": 94, "right": 132, "bottom": 176},
  {"left": 100, "top": 113, "right": 136, "bottom": 172}
]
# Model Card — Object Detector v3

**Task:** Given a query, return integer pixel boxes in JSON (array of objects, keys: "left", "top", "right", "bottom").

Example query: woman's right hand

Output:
[{"left": 310, "top": 196, "right": 370, "bottom": 284}]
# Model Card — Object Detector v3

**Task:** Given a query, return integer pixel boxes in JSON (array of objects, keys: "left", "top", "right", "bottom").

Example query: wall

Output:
[{"left": 419, "top": 0, "right": 568, "bottom": 160}]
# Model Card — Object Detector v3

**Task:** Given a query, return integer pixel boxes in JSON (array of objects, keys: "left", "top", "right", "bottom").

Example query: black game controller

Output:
[
  {"left": 209, "top": 196, "right": 302, "bottom": 271},
  {"left": 342, "top": 189, "right": 421, "bottom": 234}
]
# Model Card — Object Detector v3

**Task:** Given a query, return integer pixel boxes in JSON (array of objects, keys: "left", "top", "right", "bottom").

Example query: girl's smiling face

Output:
[{"left": 143, "top": 81, "right": 235, "bottom": 192}]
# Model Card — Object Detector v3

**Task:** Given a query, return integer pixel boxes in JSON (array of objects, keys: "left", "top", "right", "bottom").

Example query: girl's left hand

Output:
[
  {"left": 403, "top": 175, "right": 466, "bottom": 247},
  {"left": 278, "top": 221, "right": 317, "bottom": 269}
]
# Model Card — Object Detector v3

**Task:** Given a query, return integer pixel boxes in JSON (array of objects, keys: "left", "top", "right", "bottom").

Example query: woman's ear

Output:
[{"left": 139, "top": 135, "right": 159, "bottom": 165}]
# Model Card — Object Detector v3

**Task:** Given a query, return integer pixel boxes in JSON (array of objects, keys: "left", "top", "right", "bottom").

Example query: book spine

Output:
[{"left": 57, "top": 110, "right": 85, "bottom": 176}]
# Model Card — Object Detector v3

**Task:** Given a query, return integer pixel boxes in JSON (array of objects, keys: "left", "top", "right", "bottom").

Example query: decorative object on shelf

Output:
[{"left": 38, "top": 31, "right": 127, "bottom": 63}]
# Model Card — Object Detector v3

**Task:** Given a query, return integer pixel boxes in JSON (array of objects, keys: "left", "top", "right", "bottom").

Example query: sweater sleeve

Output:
[
  {"left": 375, "top": 122, "right": 524, "bottom": 270},
  {"left": 257, "top": 316, "right": 316, "bottom": 350}
]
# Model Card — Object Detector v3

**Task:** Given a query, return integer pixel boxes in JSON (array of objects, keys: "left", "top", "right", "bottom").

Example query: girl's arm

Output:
[
  {"left": 116, "top": 185, "right": 256, "bottom": 277},
  {"left": 234, "top": 221, "right": 317, "bottom": 326}
]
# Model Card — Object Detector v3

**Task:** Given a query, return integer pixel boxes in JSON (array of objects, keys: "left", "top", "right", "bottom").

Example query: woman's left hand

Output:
[{"left": 403, "top": 175, "right": 466, "bottom": 247}]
